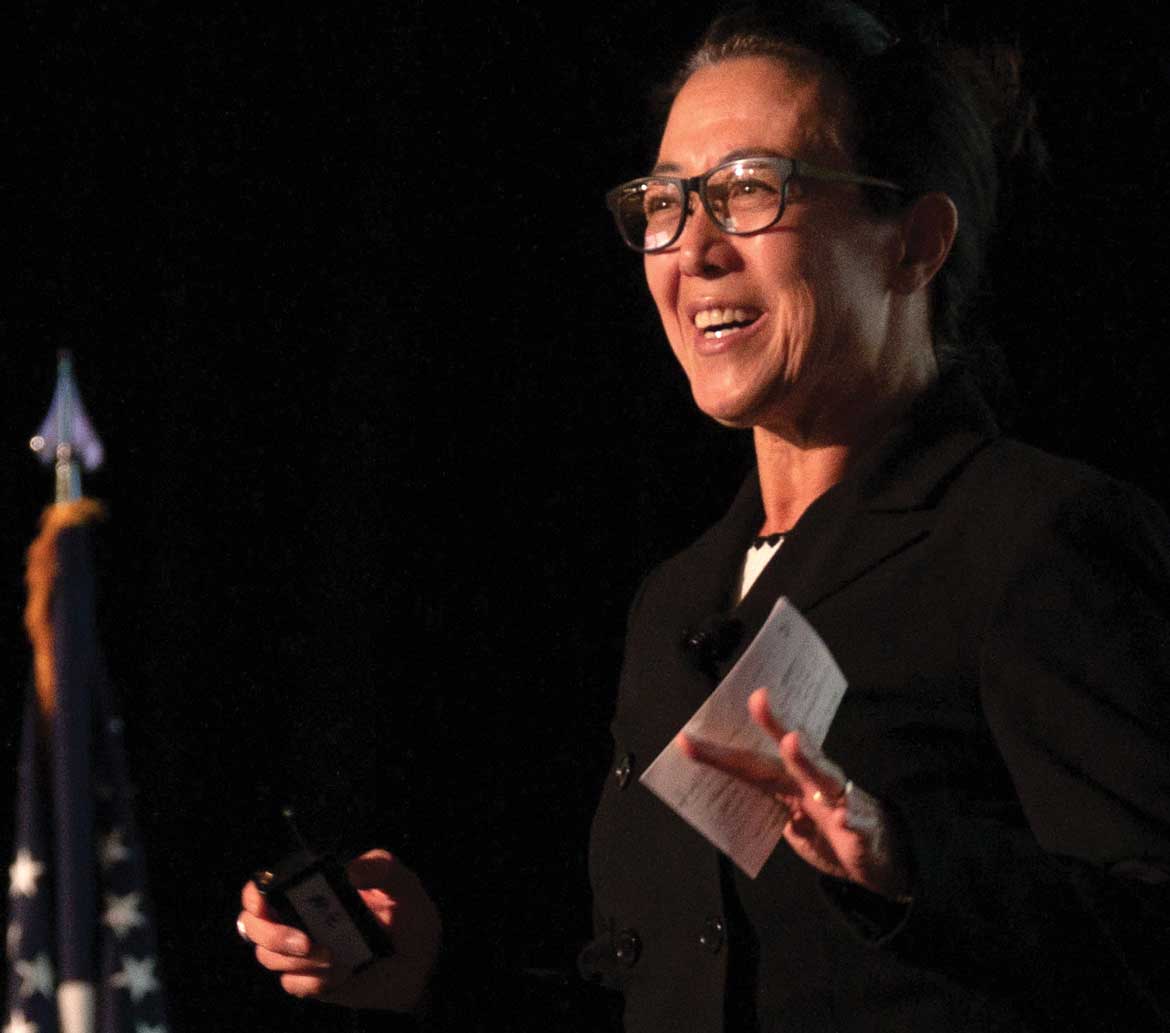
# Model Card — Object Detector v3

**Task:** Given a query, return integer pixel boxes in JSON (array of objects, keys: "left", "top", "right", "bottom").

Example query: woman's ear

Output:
[{"left": 892, "top": 192, "right": 958, "bottom": 294}]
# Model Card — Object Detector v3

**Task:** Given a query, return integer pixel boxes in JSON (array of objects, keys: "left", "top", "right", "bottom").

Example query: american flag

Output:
[{"left": 5, "top": 500, "right": 168, "bottom": 1033}]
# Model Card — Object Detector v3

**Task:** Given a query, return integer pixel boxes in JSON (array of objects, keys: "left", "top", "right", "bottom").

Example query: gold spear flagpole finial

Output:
[{"left": 29, "top": 350, "right": 105, "bottom": 503}]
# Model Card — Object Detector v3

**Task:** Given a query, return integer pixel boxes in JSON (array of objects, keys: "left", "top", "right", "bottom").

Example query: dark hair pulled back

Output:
[{"left": 667, "top": 1, "right": 1045, "bottom": 370}]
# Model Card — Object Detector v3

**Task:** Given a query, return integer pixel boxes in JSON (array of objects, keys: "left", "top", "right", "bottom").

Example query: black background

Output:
[{"left": 2, "top": 2, "right": 1168, "bottom": 1030}]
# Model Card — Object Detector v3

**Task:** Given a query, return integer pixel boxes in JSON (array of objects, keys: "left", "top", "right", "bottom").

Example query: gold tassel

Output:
[{"left": 24, "top": 498, "right": 105, "bottom": 720}]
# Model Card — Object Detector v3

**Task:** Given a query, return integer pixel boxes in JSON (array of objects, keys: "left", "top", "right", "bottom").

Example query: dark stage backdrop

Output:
[{"left": 2, "top": 3, "right": 1168, "bottom": 1030}]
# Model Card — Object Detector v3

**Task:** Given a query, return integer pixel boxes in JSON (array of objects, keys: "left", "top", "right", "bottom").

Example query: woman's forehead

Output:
[{"left": 657, "top": 55, "right": 854, "bottom": 169}]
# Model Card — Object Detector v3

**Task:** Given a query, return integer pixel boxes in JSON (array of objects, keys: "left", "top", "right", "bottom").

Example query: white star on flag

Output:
[
  {"left": 7, "top": 850, "right": 44, "bottom": 898},
  {"left": 103, "top": 891, "right": 147, "bottom": 939},
  {"left": 100, "top": 828, "right": 132, "bottom": 869},
  {"left": 2, "top": 1010, "right": 39, "bottom": 1033},
  {"left": 135, "top": 1024, "right": 169, "bottom": 1033},
  {"left": 13, "top": 953, "right": 54, "bottom": 999},
  {"left": 110, "top": 955, "right": 160, "bottom": 1003}
]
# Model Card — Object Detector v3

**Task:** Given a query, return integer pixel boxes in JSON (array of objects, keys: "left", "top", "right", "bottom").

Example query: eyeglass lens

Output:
[{"left": 613, "top": 158, "right": 788, "bottom": 252}]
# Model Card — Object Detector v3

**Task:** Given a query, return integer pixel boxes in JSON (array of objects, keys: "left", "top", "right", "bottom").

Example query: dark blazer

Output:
[{"left": 583, "top": 374, "right": 1170, "bottom": 1032}]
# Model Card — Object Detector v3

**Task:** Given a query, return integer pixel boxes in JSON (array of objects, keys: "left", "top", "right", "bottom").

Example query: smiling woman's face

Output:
[{"left": 645, "top": 55, "right": 909, "bottom": 439}]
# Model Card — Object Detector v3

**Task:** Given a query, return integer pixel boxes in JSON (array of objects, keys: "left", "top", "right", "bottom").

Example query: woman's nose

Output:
[{"left": 677, "top": 198, "right": 737, "bottom": 277}]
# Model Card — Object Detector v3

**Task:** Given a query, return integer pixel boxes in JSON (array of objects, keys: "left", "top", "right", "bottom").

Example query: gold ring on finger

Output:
[{"left": 813, "top": 779, "right": 853, "bottom": 807}]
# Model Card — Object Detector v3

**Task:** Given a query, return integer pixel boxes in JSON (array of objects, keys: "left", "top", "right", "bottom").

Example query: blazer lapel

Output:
[{"left": 680, "top": 472, "right": 768, "bottom": 622}]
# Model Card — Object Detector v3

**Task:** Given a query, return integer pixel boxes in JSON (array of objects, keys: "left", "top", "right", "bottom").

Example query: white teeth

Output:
[{"left": 692, "top": 306, "right": 760, "bottom": 331}]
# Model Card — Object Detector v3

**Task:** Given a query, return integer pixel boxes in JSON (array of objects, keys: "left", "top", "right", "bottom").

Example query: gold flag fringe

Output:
[{"left": 24, "top": 498, "right": 105, "bottom": 720}]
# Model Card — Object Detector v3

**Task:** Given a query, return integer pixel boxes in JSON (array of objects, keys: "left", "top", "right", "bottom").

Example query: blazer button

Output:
[
  {"left": 614, "top": 753, "right": 634, "bottom": 789},
  {"left": 699, "top": 916, "right": 725, "bottom": 954},
  {"left": 615, "top": 928, "right": 642, "bottom": 968}
]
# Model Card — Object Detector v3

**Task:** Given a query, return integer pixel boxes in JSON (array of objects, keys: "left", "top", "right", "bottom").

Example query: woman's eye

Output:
[
  {"left": 644, "top": 192, "right": 680, "bottom": 215},
  {"left": 729, "top": 178, "right": 777, "bottom": 198}
]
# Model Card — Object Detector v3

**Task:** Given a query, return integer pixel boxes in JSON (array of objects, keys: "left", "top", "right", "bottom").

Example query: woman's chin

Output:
[
  {"left": 689, "top": 375, "right": 785, "bottom": 430},
  {"left": 690, "top": 388, "right": 761, "bottom": 430}
]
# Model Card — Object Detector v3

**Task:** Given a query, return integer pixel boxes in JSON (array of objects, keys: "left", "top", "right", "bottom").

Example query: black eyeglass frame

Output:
[{"left": 605, "top": 154, "right": 905, "bottom": 254}]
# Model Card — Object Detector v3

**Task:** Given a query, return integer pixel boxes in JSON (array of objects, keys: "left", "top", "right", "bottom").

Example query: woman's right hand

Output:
[{"left": 238, "top": 848, "right": 441, "bottom": 1012}]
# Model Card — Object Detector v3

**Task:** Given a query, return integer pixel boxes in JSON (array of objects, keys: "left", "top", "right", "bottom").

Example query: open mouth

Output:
[{"left": 693, "top": 306, "right": 761, "bottom": 339}]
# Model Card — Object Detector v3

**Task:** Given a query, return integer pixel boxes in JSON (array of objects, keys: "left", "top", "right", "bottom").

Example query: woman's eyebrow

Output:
[
  {"left": 721, "top": 147, "right": 788, "bottom": 163},
  {"left": 651, "top": 148, "right": 790, "bottom": 175}
]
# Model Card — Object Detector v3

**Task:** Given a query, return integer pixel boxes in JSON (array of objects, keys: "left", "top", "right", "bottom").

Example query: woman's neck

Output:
[
  {"left": 752, "top": 432, "right": 854, "bottom": 535},
  {"left": 752, "top": 364, "right": 937, "bottom": 536}
]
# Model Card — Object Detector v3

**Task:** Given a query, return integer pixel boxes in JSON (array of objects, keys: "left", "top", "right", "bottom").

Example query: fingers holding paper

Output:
[{"left": 678, "top": 688, "right": 910, "bottom": 901}]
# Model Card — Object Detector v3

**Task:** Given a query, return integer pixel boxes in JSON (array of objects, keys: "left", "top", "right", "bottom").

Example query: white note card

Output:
[{"left": 639, "top": 597, "right": 847, "bottom": 878}]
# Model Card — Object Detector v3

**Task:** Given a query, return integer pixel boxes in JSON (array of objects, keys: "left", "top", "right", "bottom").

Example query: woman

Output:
[{"left": 239, "top": 3, "right": 1170, "bottom": 1029}]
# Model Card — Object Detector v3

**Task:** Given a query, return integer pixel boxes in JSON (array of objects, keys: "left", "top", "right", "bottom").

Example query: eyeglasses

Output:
[{"left": 605, "top": 154, "right": 904, "bottom": 253}]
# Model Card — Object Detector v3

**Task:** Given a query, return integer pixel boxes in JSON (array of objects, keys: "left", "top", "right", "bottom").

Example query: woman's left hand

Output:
[{"left": 678, "top": 688, "right": 911, "bottom": 901}]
